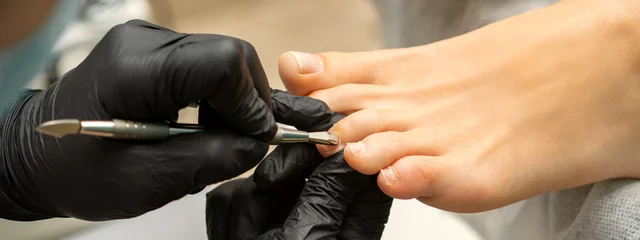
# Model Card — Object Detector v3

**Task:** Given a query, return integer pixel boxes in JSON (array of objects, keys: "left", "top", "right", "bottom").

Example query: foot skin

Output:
[{"left": 278, "top": 0, "right": 640, "bottom": 212}]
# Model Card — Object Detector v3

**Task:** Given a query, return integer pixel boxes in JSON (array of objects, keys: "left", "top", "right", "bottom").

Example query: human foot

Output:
[{"left": 278, "top": 0, "right": 640, "bottom": 212}]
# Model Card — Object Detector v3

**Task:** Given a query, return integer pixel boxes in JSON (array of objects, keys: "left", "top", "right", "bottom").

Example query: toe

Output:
[
  {"left": 344, "top": 130, "right": 442, "bottom": 175},
  {"left": 382, "top": 152, "right": 500, "bottom": 213},
  {"left": 317, "top": 108, "right": 416, "bottom": 157},
  {"left": 308, "top": 84, "right": 389, "bottom": 113},
  {"left": 278, "top": 52, "right": 325, "bottom": 95},
  {"left": 376, "top": 155, "right": 454, "bottom": 200},
  {"left": 278, "top": 50, "right": 402, "bottom": 96}
]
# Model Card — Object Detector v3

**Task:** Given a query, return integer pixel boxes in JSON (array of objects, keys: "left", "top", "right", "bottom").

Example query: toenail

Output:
[
  {"left": 381, "top": 166, "right": 399, "bottom": 185},
  {"left": 288, "top": 51, "right": 323, "bottom": 74},
  {"left": 347, "top": 142, "right": 366, "bottom": 155}
]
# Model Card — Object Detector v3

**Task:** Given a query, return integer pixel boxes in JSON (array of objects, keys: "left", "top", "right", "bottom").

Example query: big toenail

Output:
[{"left": 288, "top": 51, "right": 323, "bottom": 74}]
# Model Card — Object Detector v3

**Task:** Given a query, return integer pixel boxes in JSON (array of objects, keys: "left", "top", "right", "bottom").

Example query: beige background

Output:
[{"left": 154, "top": 0, "right": 382, "bottom": 91}]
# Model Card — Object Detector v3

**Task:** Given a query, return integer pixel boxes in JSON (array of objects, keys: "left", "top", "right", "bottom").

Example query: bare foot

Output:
[{"left": 277, "top": 0, "right": 640, "bottom": 212}]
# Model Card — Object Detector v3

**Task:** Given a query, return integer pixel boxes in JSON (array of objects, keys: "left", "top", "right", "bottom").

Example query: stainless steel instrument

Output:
[{"left": 36, "top": 119, "right": 339, "bottom": 145}]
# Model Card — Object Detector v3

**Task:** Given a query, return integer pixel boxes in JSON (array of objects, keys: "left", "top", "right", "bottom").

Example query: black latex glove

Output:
[
  {"left": 0, "top": 20, "right": 276, "bottom": 221},
  {"left": 206, "top": 90, "right": 393, "bottom": 240}
]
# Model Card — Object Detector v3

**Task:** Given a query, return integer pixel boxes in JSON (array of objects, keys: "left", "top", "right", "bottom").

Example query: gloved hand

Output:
[
  {"left": 205, "top": 90, "right": 393, "bottom": 240},
  {"left": 0, "top": 20, "right": 276, "bottom": 221}
]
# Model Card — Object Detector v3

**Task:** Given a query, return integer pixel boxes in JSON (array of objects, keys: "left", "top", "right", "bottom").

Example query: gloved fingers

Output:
[
  {"left": 198, "top": 101, "right": 234, "bottom": 129},
  {"left": 225, "top": 176, "right": 272, "bottom": 240},
  {"left": 188, "top": 186, "right": 205, "bottom": 195},
  {"left": 167, "top": 34, "right": 275, "bottom": 141},
  {"left": 240, "top": 40, "right": 272, "bottom": 109},
  {"left": 94, "top": 20, "right": 275, "bottom": 140},
  {"left": 262, "top": 183, "right": 306, "bottom": 231},
  {"left": 337, "top": 175, "right": 393, "bottom": 240},
  {"left": 253, "top": 144, "right": 324, "bottom": 190},
  {"left": 205, "top": 179, "right": 244, "bottom": 240},
  {"left": 205, "top": 176, "right": 306, "bottom": 240},
  {"left": 255, "top": 90, "right": 348, "bottom": 190},
  {"left": 124, "top": 19, "right": 176, "bottom": 32},
  {"left": 94, "top": 20, "right": 189, "bottom": 121},
  {"left": 271, "top": 89, "right": 345, "bottom": 131},
  {"left": 276, "top": 151, "right": 369, "bottom": 239},
  {"left": 144, "top": 130, "right": 268, "bottom": 190},
  {"left": 229, "top": 180, "right": 307, "bottom": 239},
  {"left": 254, "top": 229, "right": 300, "bottom": 240}
]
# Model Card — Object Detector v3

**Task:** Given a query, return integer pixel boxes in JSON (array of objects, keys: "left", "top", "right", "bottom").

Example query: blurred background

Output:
[{"left": 4, "top": 0, "right": 482, "bottom": 239}]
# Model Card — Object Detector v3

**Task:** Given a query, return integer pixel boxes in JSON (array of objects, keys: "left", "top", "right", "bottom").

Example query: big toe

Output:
[
  {"left": 278, "top": 50, "right": 399, "bottom": 96},
  {"left": 278, "top": 51, "right": 324, "bottom": 95}
]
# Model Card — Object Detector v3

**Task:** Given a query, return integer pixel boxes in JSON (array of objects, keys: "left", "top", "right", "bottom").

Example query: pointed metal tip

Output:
[
  {"left": 36, "top": 119, "right": 82, "bottom": 138},
  {"left": 308, "top": 132, "right": 339, "bottom": 146}
]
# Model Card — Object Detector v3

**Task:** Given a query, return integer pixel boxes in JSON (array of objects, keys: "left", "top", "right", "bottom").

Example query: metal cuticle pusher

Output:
[{"left": 35, "top": 119, "right": 339, "bottom": 146}]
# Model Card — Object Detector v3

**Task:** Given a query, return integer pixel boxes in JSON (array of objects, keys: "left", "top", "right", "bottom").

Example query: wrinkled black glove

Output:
[
  {"left": 206, "top": 90, "right": 393, "bottom": 240},
  {"left": 0, "top": 20, "right": 276, "bottom": 221}
]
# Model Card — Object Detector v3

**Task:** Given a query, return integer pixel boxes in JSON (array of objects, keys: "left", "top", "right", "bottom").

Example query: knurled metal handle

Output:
[{"left": 113, "top": 119, "right": 169, "bottom": 140}]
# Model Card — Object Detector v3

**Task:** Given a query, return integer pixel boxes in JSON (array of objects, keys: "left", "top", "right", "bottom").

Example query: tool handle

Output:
[{"left": 112, "top": 119, "right": 170, "bottom": 140}]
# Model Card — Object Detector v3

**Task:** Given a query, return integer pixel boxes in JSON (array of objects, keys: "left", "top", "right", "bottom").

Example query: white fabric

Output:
[{"left": 369, "top": 1, "right": 640, "bottom": 239}]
